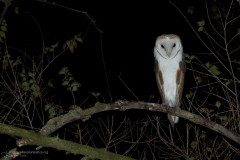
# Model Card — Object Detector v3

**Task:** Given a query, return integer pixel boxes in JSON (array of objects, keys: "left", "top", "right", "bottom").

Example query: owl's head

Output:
[{"left": 154, "top": 34, "right": 183, "bottom": 59}]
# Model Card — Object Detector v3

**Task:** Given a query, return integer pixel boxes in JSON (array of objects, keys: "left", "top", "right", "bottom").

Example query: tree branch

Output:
[
  {"left": 39, "top": 101, "right": 240, "bottom": 144},
  {"left": 1, "top": 101, "right": 239, "bottom": 159},
  {"left": 0, "top": 122, "right": 134, "bottom": 160}
]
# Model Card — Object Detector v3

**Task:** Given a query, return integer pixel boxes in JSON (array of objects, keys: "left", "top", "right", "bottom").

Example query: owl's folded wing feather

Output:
[
  {"left": 154, "top": 59, "right": 166, "bottom": 102},
  {"left": 175, "top": 60, "right": 186, "bottom": 107}
]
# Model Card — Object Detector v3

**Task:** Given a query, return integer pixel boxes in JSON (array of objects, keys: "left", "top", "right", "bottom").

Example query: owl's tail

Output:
[{"left": 168, "top": 114, "right": 179, "bottom": 129}]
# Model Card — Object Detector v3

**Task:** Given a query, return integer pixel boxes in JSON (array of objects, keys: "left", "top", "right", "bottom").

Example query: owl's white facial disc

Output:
[{"left": 155, "top": 35, "right": 182, "bottom": 59}]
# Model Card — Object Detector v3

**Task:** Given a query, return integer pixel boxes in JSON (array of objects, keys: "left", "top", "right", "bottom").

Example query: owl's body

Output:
[{"left": 154, "top": 34, "right": 185, "bottom": 128}]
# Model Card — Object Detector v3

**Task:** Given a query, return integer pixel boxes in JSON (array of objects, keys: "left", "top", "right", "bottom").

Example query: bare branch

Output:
[
  {"left": 39, "top": 101, "right": 240, "bottom": 144},
  {"left": 0, "top": 122, "right": 134, "bottom": 160}
]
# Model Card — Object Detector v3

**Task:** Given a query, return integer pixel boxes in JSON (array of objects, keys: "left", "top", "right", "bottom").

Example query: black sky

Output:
[{"left": 9, "top": 0, "right": 208, "bottom": 105}]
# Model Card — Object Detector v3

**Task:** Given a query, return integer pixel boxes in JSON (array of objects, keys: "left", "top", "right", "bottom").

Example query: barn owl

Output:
[{"left": 154, "top": 34, "right": 186, "bottom": 129}]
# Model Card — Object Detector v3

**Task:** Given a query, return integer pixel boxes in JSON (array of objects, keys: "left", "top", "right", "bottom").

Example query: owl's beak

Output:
[{"left": 167, "top": 52, "right": 171, "bottom": 58}]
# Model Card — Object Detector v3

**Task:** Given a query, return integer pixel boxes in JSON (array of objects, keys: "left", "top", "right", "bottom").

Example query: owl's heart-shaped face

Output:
[{"left": 155, "top": 35, "right": 182, "bottom": 59}]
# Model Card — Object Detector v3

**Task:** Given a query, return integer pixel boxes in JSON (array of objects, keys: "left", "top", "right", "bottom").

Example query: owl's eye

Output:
[
  {"left": 173, "top": 43, "right": 176, "bottom": 47},
  {"left": 161, "top": 45, "right": 165, "bottom": 49}
]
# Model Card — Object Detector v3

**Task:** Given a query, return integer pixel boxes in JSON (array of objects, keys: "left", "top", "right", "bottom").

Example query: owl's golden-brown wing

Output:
[
  {"left": 175, "top": 59, "right": 186, "bottom": 108},
  {"left": 154, "top": 59, "right": 166, "bottom": 103}
]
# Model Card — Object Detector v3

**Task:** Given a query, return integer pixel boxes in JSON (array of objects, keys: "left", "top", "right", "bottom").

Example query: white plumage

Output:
[{"left": 154, "top": 34, "right": 186, "bottom": 128}]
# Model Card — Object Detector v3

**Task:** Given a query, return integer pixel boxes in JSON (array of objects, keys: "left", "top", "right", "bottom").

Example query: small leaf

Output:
[
  {"left": 22, "top": 85, "right": 30, "bottom": 91},
  {"left": 66, "top": 40, "right": 70, "bottom": 46},
  {"left": 96, "top": 92, "right": 101, "bottom": 97},
  {"left": 48, "top": 107, "right": 55, "bottom": 114},
  {"left": 29, "top": 79, "right": 34, "bottom": 84},
  {"left": 3, "top": 54, "right": 10, "bottom": 59},
  {"left": 197, "top": 20, "right": 205, "bottom": 27},
  {"left": 89, "top": 91, "right": 96, "bottom": 97},
  {"left": 31, "top": 84, "right": 40, "bottom": 92},
  {"left": 190, "top": 55, "right": 196, "bottom": 60},
  {"left": 238, "top": 28, "right": 240, "bottom": 33},
  {"left": 2, "top": 64, "right": 8, "bottom": 70},
  {"left": 2, "top": 19, "right": 6, "bottom": 24},
  {"left": 63, "top": 44, "right": 67, "bottom": 49},
  {"left": 48, "top": 81, "right": 54, "bottom": 88},
  {"left": 206, "top": 148, "right": 212, "bottom": 152},
  {"left": 71, "top": 86, "right": 78, "bottom": 91},
  {"left": 69, "top": 45, "right": 74, "bottom": 53},
  {"left": 190, "top": 141, "right": 197, "bottom": 149},
  {"left": 0, "top": 31, "right": 6, "bottom": 38},
  {"left": 22, "top": 68, "right": 26, "bottom": 73},
  {"left": 211, "top": 5, "right": 218, "bottom": 13},
  {"left": 187, "top": 6, "right": 194, "bottom": 15},
  {"left": 71, "top": 82, "right": 81, "bottom": 87},
  {"left": 76, "top": 37, "right": 83, "bottom": 43},
  {"left": 51, "top": 42, "right": 59, "bottom": 48},
  {"left": 33, "top": 91, "right": 41, "bottom": 97},
  {"left": 49, "top": 48, "right": 54, "bottom": 52},
  {"left": 15, "top": 7, "right": 19, "bottom": 14},
  {"left": 13, "top": 58, "right": 22, "bottom": 67},
  {"left": 194, "top": 76, "right": 202, "bottom": 84},
  {"left": 68, "top": 77, "right": 74, "bottom": 81},
  {"left": 205, "top": 62, "right": 211, "bottom": 68},
  {"left": 209, "top": 65, "right": 221, "bottom": 75},
  {"left": 44, "top": 104, "right": 52, "bottom": 111},
  {"left": 19, "top": 72, "right": 25, "bottom": 77},
  {"left": 73, "top": 41, "right": 77, "bottom": 48},
  {"left": 184, "top": 53, "right": 190, "bottom": 59},
  {"left": 21, "top": 81, "right": 29, "bottom": 88},
  {"left": 62, "top": 81, "right": 69, "bottom": 86},
  {"left": 200, "top": 131, "right": 207, "bottom": 138},
  {"left": 49, "top": 113, "right": 55, "bottom": 119},
  {"left": 198, "top": 26, "right": 204, "bottom": 32},
  {"left": 225, "top": 79, "right": 232, "bottom": 85},
  {"left": 28, "top": 71, "right": 33, "bottom": 77},
  {"left": 185, "top": 60, "right": 191, "bottom": 63},
  {"left": 200, "top": 107, "right": 208, "bottom": 113},
  {"left": 0, "top": 26, "right": 7, "bottom": 32},
  {"left": 220, "top": 115, "right": 227, "bottom": 121},
  {"left": 208, "top": 109, "right": 214, "bottom": 113},
  {"left": 215, "top": 100, "right": 221, "bottom": 108},
  {"left": 21, "top": 82, "right": 29, "bottom": 91},
  {"left": 186, "top": 91, "right": 193, "bottom": 98},
  {"left": 16, "top": 94, "right": 20, "bottom": 100},
  {"left": 59, "top": 67, "right": 68, "bottom": 75}
]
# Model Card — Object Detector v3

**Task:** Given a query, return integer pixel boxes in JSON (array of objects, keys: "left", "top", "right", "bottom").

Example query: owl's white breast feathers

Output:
[{"left": 154, "top": 49, "right": 182, "bottom": 107}]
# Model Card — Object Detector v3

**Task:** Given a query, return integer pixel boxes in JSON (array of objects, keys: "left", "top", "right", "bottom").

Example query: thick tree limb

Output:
[
  {"left": 0, "top": 122, "right": 134, "bottom": 160},
  {"left": 39, "top": 101, "right": 240, "bottom": 144},
  {"left": 1, "top": 101, "right": 240, "bottom": 159}
]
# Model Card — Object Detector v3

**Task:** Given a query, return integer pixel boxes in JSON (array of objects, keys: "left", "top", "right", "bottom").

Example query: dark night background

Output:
[
  {"left": 1, "top": 0, "right": 239, "bottom": 159},
  {"left": 8, "top": 0, "right": 207, "bottom": 104}
]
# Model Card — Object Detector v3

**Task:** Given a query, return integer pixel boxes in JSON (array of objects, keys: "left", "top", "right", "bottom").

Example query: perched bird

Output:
[{"left": 154, "top": 34, "right": 186, "bottom": 129}]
